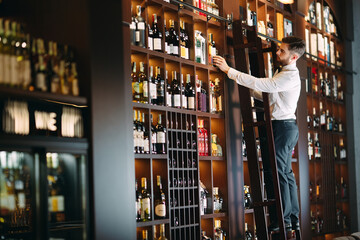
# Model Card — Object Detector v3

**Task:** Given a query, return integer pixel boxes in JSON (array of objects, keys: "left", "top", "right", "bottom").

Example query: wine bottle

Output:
[
  {"left": 130, "top": 6, "right": 136, "bottom": 46},
  {"left": 135, "top": 179, "right": 142, "bottom": 221},
  {"left": 135, "top": 5, "right": 146, "bottom": 48},
  {"left": 156, "top": 115, "right": 166, "bottom": 154},
  {"left": 169, "top": 20, "right": 179, "bottom": 56},
  {"left": 152, "top": 14, "right": 162, "bottom": 51},
  {"left": 137, "top": 110, "right": 144, "bottom": 154},
  {"left": 155, "top": 175, "right": 166, "bottom": 219},
  {"left": 164, "top": 20, "right": 170, "bottom": 54},
  {"left": 142, "top": 112, "right": 149, "bottom": 154},
  {"left": 165, "top": 70, "right": 172, "bottom": 107},
  {"left": 214, "top": 78, "right": 222, "bottom": 113},
  {"left": 133, "top": 110, "right": 139, "bottom": 153},
  {"left": 171, "top": 71, "right": 181, "bottom": 108},
  {"left": 140, "top": 177, "right": 151, "bottom": 221},
  {"left": 148, "top": 23, "right": 153, "bottom": 51},
  {"left": 139, "top": 62, "right": 147, "bottom": 103},
  {"left": 185, "top": 74, "right": 195, "bottom": 110},
  {"left": 142, "top": 229, "right": 149, "bottom": 240},
  {"left": 149, "top": 66, "right": 157, "bottom": 105},
  {"left": 131, "top": 62, "right": 141, "bottom": 102},
  {"left": 156, "top": 66, "right": 165, "bottom": 106},
  {"left": 158, "top": 224, "right": 168, "bottom": 240},
  {"left": 180, "top": 74, "right": 187, "bottom": 109}
]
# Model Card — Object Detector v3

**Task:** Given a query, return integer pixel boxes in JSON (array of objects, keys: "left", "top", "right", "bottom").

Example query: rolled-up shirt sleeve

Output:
[{"left": 227, "top": 67, "right": 299, "bottom": 93}]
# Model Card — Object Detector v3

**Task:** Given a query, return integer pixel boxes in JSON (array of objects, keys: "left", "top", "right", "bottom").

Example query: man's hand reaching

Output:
[{"left": 213, "top": 56, "right": 230, "bottom": 74}]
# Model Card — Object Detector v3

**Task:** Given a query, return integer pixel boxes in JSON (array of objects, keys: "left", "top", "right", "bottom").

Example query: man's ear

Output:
[{"left": 292, "top": 53, "right": 299, "bottom": 61}]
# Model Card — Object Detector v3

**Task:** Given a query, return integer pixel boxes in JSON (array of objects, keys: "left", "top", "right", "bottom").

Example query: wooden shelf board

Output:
[{"left": 136, "top": 218, "right": 170, "bottom": 228}]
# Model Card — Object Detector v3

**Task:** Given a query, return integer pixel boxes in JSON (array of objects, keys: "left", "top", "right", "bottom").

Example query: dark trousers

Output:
[{"left": 259, "top": 119, "right": 300, "bottom": 226}]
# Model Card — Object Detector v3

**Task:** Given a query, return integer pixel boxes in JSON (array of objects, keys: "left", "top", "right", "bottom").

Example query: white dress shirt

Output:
[{"left": 227, "top": 62, "right": 301, "bottom": 120}]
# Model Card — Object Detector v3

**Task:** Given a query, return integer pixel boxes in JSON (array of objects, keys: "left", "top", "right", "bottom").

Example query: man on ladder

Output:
[{"left": 214, "top": 36, "right": 306, "bottom": 239}]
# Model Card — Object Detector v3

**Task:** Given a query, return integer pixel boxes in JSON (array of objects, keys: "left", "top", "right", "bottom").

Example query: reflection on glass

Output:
[{"left": 0, "top": 151, "right": 33, "bottom": 236}]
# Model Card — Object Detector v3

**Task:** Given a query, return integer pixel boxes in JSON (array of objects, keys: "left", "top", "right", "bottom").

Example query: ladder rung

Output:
[
  {"left": 252, "top": 199, "right": 276, "bottom": 207},
  {"left": 252, "top": 106, "right": 265, "bottom": 112},
  {"left": 243, "top": 121, "right": 266, "bottom": 128}
]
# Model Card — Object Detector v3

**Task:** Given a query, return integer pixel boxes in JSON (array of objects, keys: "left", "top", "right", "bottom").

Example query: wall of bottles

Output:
[
  {"left": 304, "top": 0, "right": 348, "bottom": 238},
  {"left": 0, "top": 18, "right": 80, "bottom": 96}
]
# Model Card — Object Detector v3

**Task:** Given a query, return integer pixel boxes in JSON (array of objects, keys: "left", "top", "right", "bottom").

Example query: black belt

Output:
[{"left": 272, "top": 119, "right": 296, "bottom": 123}]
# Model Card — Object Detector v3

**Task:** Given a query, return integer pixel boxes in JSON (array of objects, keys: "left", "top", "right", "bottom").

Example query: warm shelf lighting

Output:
[{"left": 278, "top": 0, "right": 294, "bottom": 4}]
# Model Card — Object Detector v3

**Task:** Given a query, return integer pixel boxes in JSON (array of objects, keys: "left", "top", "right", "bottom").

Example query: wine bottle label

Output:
[
  {"left": 36, "top": 73, "right": 47, "bottom": 91},
  {"left": 173, "top": 94, "right": 181, "bottom": 107},
  {"left": 130, "top": 22, "right": 136, "bottom": 30},
  {"left": 185, "top": 48, "right": 189, "bottom": 60},
  {"left": 148, "top": 37, "right": 153, "bottom": 50},
  {"left": 133, "top": 82, "right": 140, "bottom": 98},
  {"left": 137, "top": 22, "right": 145, "bottom": 30},
  {"left": 135, "top": 31, "right": 140, "bottom": 43},
  {"left": 3, "top": 194, "right": 16, "bottom": 211},
  {"left": 152, "top": 132, "right": 157, "bottom": 144},
  {"left": 141, "top": 198, "right": 150, "bottom": 218},
  {"left": 157, "top": 132, "right": 166, "bottom": 144},
  {"left": 136, "top": 199, "right": 141, "bottom": 215},
  {"left": 139, "top": 130, "right": 144, "bottom": 148},
  {"left": 173, "top": 46, "right": 179, "bottom": 55},
  {"left": 50, "top": 195, "right": 65, "bottom": 212},
  {"left": 134, "top": 129, "right": 138, "bottom": 147},
  {"left": 155, "top": 204, "right": 166, "bottom": 217},
  {"left": 18, "top": 192, "right": 26, "bottom": 209},
  {"left": 188, "top": 97, "right": 195, "bottom": 109},
  {"left": 3, "top": 54, "right": 10, "bottom": 84},
  {"left": 154, "top": 38, "right": 161, "bottom": 51},
  {"left": 320, "top": 115, "right": 325, "bottom": 125},
  {"left": 166, "top": 92, "right": 172, "bottom": 107},
  {"left": 169, "top": 44, "right": 174, "bottom": 55},
  {"left": 150, "top": 82, "right": 157, "bottom": 99},
  {"left": 181, "top": 46, "right": 186, "bottom": 58},
  {"left": 15, "top": 179, "right": 24, "bottom": 190},
  {"left": 144, "top": 138, "right": 150, "bottom": 152},
  {"left": 10, "top": 55, "right": 18, "bottom": 86},
  {"left": 143, "top": 80, "right": 148, "bottom": 98},
  {"left": 182, "top": 95, "right": 187, "bottom": 108},
  {"left": 0, "top": 54, "right": 4, "bottom": 84},
  {"left": 217, "top": 96, "right": 223, "bottom": 112}
]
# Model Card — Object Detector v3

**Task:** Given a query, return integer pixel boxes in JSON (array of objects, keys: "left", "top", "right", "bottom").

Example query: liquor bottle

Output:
[
  {"left": 142, "top": 112, "right": 150, "bottom": 154},
  {"left": 35, "top": 39, "right": 48, "bottom": 92},
  {"left": 214, "top": 78, "right": 222, "bottom": 113},
  {"left": 333, "top": 75, "right": 338, "bottom": 100},
  {"left": 171, "top": 71, "right": 181, "bottom": 108},
  {"left": 137, "top": 110, "right": 144, "bottom": 154},
  {"left": 203, "top": 121, "right": 209, "bottom": 156},
  {"left": 214, "top": 220, "right": 224, "bottom": 240},
  {"left": 136, "top": 179, "right": 142, "bottom": 221},
  {"left": 185, "top": 74, "right": 195, "bottom": 110},
  {"left": 133, "top": 110, "right": 139, "bottom": 153},
  {"left": 339, "top": 138, "right": 346, "bottom": 160},
  {"left": 313, "top": 107, "right": 320, "bottom": 128},
  {"left": 244, "top": 185, "right": 252, "bottom": 209},
  {"left": 149, "top": 66, "right": 157, "bottom": 105},
  {"left": 195, "top": 30, "right": 206, "bottom": 64},
  {"left": 213, "top": 187, "right": 223, "bottom": 213},
  {"left": 139, "top": 62, "right": 148, "bottom": 103},
  {"left": 308, "top": 132, "right": 313, "bottom": 160},
  {"left": 319, "top": 72, "right": 325, "bottom": 97},
  {"left": 198, "top": 119, "right": 204, "bottom": 156},
  {"left": 152, "top": 14, "right": 162, "bottom": 52},
  {"left": 326, "top": 110, "right": 333, "bottom": 131},
  {"left": 325, "top": 72, "right": 331, "bottom": 97},
  {"left": 208, "top": 33, "right": 216, "bottom": 65},
  {"left": 156, "top": 67, "right": 165, "bottom": 106},
  {"left": 156, "top": 114, "right": 166, "bottom": 154},
  {"left": 340, "top": 177, "right": 347, "bottom": 199},
  {"left": 316, "top": 181, "right": 321, "bottom": 199},
  {"left": 266, "top": 13, "right": 274, "bottom": 38},
  {"left": 47, "top": 153, "right": 65, "bottom": 223},
  {"left": 312, "top": 68, "right": 318, "bottom": 95},
  {"left": 142, "top": 229, "right": 149, "bottom": 240},
  {"left": 158, "top": 224, "right": 168, "bottom": 240},
  {"left": 180, "top": 74, "right": 187, "bottom": 109},
  {"left": 314, "top": 132, "right": 321, "bottom": 159},
  {"left": 164, "top": 20, "right": 170, "bottom": 54},
  {"left": 307, "top": 110, "right": 312, "bottom": 128},
  {"left": 148, "top": 23, "right": 153, "bottom": 51},
  {"left": 155, "top": 175, "right": 167, "bottom": 218},
  {"left": 339, "top": 118, "right": 343, "bottom": 133},
  {"left": 209, "top": 81, "right": 216, "bottom": 113},
  {"left": 130, "top": 7, "right": 136, "bottom": 46},
  {"left": 169, "top": 20, "right": 179, "bottom": 56},
  {"left": 320, "top": 102, "right": 326, "bottom": 130},
  {"left": 153, "top": 225, "right": 157, "bottom": 240},
  {"left": 245, "top": 223, "right": 253, "bottom": 240},
  {"left": 180, "top": 21, "right": 189, "bottom": 59},
  {"left": 140, "top": 177, "right": 151, "bottom": 221},
  {"left": 135, "top": 5, "right": 146, "bottom": 47}
]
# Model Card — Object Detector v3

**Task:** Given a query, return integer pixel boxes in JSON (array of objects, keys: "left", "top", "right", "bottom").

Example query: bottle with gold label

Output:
[
  {"left": 140, "top": 177, "right": 151, "bottom": 221},
  {"left": 155, "top": 175, "right": 166, "bottom": 219}
]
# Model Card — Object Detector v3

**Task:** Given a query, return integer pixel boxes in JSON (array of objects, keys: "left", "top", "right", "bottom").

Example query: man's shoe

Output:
[
  {"left": 292, "top": 221, "right": 300, "bottom": 231},
  {"left": 268, "top": 223, "right": 280, "bottom": 232}
]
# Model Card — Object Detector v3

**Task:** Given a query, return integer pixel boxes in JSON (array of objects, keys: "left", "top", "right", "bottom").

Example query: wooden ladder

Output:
[{"left": 232, "top": 20, "right": 301, "bottom": 240}]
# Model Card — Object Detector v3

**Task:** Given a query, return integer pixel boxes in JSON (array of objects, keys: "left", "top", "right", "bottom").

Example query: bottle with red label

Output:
[{"left": 198, "top": 119, "right": 204, "bottom": 156}]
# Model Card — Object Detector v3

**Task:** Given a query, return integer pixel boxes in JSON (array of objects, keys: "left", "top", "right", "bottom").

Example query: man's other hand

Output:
[{"left": 213, "top": 56, "right": 230, "bottom": 74}]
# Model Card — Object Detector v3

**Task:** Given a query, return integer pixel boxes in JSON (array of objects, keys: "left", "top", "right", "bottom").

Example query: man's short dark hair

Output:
[{"left": 282, "top": 36, "right": 306, "bottom": 57}]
